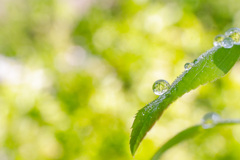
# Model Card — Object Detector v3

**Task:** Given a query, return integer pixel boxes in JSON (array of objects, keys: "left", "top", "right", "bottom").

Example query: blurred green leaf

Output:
[
  {"left": 152, "top": 119, "right": 240, "bottom": 160},
  {"left": 130, "top": 45, "right": 240, "bottom": 155},
  {"left": 152, "top": 125, "right": 201, "bottom": 160}
]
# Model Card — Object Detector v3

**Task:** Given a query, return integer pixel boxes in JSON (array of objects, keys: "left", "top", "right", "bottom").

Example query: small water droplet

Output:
[
  {"left": 193, "top": 59, "right": 198, "bottom": 64},
  {"left": 213, "top": 34, "right": 225, "bottom": 47},
  {"left": 152, "top": 79, "right": 170, "bottom": 95},
  {"left": 222, "top": 37, "right": 234, "bottom": 48},
  {"left": 184, "top": 62, "right": 194, "bottom": 70},
  {"left": 225, "top": 28, "right": 240, "bottom": 44},
  {"left": 201, "top": 112, "right": 221, "bottom": 129}
]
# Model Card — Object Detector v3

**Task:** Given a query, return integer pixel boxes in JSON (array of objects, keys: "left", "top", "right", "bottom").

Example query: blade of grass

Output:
[{"left": 152, "top": 119, "right": 240, "bottom": 160}]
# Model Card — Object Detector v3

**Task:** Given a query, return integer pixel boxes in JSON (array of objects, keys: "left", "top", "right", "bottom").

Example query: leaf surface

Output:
[{"left": 130, "top": 45, "right": 240, "bottom": 155}]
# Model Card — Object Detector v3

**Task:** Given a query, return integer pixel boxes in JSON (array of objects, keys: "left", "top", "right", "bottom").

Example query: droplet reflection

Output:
[
  {"left": 225, "top": 28, "right": 240, "bottom": 44},
  {"left": 152, "top": 79, "right": 170, "bottom": 96},
  {"left": 213, "top": 34, "right": 225, "bottom": 47}
]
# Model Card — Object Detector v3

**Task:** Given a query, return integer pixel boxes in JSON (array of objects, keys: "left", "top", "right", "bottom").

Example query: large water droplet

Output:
[
  {"left": 152, "top": 79, "right": 170, "bottom": 95},
  {"left": 225, "top": 27, "right": 240, "bottom": 36},
  {"left": 213, "top": 34, "right": 225, "bottom": 47},
  {"left": 184, "top": 62, "right": 194, "bottom": 70},
  {"left": 201, "top": 112, "right": 221, "bottom": 129},
  {"left": 225, "top": 28, "right": 240, "bottom": 44},
  {"left": 222, "top": 37, "right": 234, "bottom": 48}
]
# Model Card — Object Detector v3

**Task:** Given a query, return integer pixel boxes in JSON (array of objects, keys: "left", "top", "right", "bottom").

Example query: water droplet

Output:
[
  {"left": 193, "top": 59, "right": 198, "bottom": 64},
  {"left": 152, "top": 79, "right": 170, "bottom": 95},
  {"left": 213, "top": 34, "right": 225, "bottom": 47},
  {"left": 225, "top": 27, "right": 240, "bottom": 36},
  {"left": 222, "top": 37, "right": 234, "bottom": 48},
  {"left": 201, "top": 112, "right": 221, "bottom": 129},
  {"left": 225, "top": 28, "right": 240, "bottom": 44},
  {"left": 184, "top": 62, "right": 194, "bottom": 70}
]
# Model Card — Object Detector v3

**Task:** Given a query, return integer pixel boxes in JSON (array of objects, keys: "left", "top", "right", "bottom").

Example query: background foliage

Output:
[{"left": 0, "top": 0, "right": 240, "bottom": 159}]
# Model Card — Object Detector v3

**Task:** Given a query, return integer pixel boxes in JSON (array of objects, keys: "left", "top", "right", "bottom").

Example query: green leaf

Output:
[
  {"left": 152, "top": 125, "right": 201, "bottom": 160},
  {"left": 130, "top": 45, "right": 240, "bottom": 155},
  {"left": 152, "top": 119, "right": 240, "bottom": 160}
]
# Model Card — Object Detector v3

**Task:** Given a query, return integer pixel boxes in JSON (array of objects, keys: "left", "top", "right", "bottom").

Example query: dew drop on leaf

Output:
[
  {"left": 184, "top": 62, "right": 194, "bottom": 70},
  {"left": 222, "top": 37, "right": 234, "bottom": 48},
  {"left": 225, "top": 28, "right": 240, "bottom": 44},
  {"left": 213, "top": 34, "right": 225, "bottom": 47},
  {"left": 152, "top": 79, "right": 170, "bottom": 95},
  {"left": 192, "top": 59, "right": 198, "bottom": 64},
  {"left": 201, "top": 112, "right": 221, "bottom": 129},
  {"left": 225, "top": 27, "right": 240, "bottom": 36}
]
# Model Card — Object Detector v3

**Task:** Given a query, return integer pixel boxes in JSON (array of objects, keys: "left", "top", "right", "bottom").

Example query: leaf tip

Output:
[{"left": 130, "top": 139, "right": 137, "bottom": 156}]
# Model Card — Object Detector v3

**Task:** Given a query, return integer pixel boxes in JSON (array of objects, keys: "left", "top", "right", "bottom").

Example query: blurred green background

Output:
[{"left": 1, "top": 0, "right": 240, "bottom": 159}]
